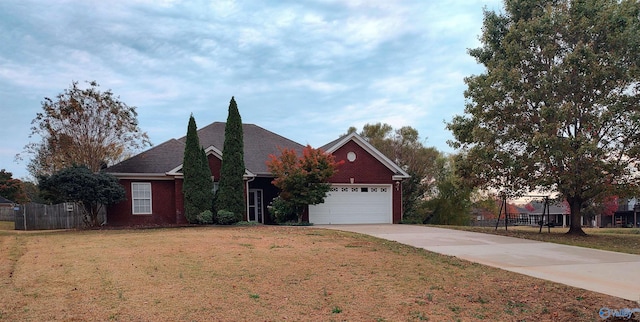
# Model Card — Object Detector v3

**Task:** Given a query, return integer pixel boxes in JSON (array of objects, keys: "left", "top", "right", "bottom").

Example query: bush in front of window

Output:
[{"left": 197, "top": 210, "right": 213, "bottom": 224}]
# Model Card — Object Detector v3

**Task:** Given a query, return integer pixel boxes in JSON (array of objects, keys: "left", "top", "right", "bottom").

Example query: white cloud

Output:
[
  {"left": 286, "top": 79, "right": 349, "bottom": 94},
  {"left": 0, "top": 0, "right": 498, "bottom": 178},
  {"left": 208, "top": 0, "right": 238, "bottom": 17},
  {"left": 330, "top": 98, "right": 427, "bottom": 128}
]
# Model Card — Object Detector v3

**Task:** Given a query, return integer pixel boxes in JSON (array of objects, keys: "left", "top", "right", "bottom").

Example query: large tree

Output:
[
  {"left": 347, "top": 123, "right": 440, "bottom": 219},
  {"left": 0, "top": 169, "right": 29, "bottom": 204},
  {"left": 38, "top": 165, "right": 125, "bottom": 227},
  {"left": 448, "top": 0, "right": 640, "bottom": 235},
  {"left": 267, "top": 145, "right": 342, "bottom": 223},
  {"left": 423, "top": 155, "right": 473, "bottom": 226},
  {"left": 215, "top": 97, "right": 245, "bottom": 223},
  {"left": 23, "top": 81, "right": 151, "bottom": 177},
  {"left": 182, "top": 115, "right": 214, "bottom": 224}
]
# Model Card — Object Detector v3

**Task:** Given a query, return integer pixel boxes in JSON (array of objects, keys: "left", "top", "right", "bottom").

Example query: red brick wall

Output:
[
  {"left": 330, "top": 141, "right": 396, "bottom": 184},
  {"left": 107, "top": 179, "right": 179, "bottom": 226},
  {"left": 174, "top": 178, "right": 187, "bottom": 224},
  {"left": 208, "top": 155, "right": 222, "bottom": 179},
  {"left": 108, "top": 153, "right": 221, "bottom": 226}
]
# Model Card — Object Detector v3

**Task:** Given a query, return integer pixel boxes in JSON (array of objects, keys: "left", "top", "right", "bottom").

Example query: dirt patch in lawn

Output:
[{"left": 0, "top": 225, "right": 637, "bottom": 321}]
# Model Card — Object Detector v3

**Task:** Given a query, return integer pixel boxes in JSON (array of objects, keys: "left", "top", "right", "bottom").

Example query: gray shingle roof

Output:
[
  {"left": 524, "top": 200, "right": 570, "bottom": 215},
  {"left": 105, "top": 122, "right": 304, "bottom": 175},
  {"left": 0, "top": 195, "right": 13, "bottom": 204},
  {"left": 105, "top": 139, "right": 186, "bottom": 174}
]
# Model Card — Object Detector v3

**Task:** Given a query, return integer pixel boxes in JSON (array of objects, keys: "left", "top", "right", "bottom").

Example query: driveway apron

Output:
[{"left": 318, "top": 224, "right": 640, "bottom": 301}]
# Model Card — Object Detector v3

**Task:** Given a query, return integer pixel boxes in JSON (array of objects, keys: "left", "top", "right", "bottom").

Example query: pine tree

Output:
[
  {"left": 215, "top": 97, "right": 245, "bottom": 223},
  {"left": 182, "top": 114, "right": 214, "bottom": 224}
]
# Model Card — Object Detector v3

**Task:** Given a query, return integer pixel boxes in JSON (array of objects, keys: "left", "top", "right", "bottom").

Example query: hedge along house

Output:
[{"left": 104, "top": 122, "right": 410, "bottom": 226}]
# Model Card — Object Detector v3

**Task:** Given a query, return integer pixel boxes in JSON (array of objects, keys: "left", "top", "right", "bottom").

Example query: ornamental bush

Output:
[
  {"left": 216, "top": 209, "right": 241, "bottom": 225},
  {"left": 197, "top": 210, "right": 213, "bottom": 224},
  {"left": 268, "top": 196, "right": 297, "bottom": 224}
]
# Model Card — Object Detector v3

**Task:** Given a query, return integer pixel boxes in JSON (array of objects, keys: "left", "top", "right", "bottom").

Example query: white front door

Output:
[{"left": 248, "top": 189, "right": 263, "bottom": 223}]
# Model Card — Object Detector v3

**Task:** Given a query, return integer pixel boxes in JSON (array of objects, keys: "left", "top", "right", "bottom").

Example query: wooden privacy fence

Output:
[
  {"left": 14, "top": 202, "right": 106, "bottom": 230},
  {"left": 0, "top": 206, "right": 15, "bottom": 221}
]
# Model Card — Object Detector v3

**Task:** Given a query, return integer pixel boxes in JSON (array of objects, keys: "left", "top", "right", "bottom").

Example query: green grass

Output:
[{"left": 0, "top": 221, "right": 14, "bottom": 230}]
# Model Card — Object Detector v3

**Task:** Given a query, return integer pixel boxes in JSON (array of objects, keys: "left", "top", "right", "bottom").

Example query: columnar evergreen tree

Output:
[
  {"left": 182, "top": 115, "right": 214, "bottom": 224},
  {"left": 215, "top": 97, "right": 245, "bottom": 223},
  {"left": 448, "top": 0, "right": 640, "bottom": 235}
]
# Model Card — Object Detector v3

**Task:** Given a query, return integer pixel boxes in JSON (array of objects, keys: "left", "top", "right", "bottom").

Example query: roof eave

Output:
[{"left": 107, "top": 173, "right": 174, "bottom": 180}]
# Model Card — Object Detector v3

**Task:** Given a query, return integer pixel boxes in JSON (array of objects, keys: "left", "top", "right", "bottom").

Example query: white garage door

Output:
[{"left": 309, "top": 185, "right": 392, "bottom": 224}]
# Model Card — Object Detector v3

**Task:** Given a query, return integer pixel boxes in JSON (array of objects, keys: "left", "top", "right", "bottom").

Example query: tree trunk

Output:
[
  {"left": 567, "top": 198, "right": 587, "bottom": 236},
  {"left": 83, "top": 202, "right": 99, "bottom": 228},
  {"left": 296, "top": 206, "right": 303, "bottom": 224}
]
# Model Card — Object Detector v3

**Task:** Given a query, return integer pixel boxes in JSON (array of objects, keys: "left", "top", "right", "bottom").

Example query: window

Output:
[
  {"left": 132, "top": 183, "right": 152, "bottom": 214},
  {"left": 213, "top": 181, "right": 219, "bottom": 194},
  {"left": 361, "top": 187, "right": 368, "bottom": 192}
]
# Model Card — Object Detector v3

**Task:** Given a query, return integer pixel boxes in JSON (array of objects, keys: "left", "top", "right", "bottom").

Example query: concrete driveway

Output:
[{"left": 318, "top": 224, "right": 640, "bottom": 301}]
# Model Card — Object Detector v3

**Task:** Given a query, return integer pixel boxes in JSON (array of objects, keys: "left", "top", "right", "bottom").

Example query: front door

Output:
[{"left": 248, "top": 189, "right": 263, "bottom": 223}]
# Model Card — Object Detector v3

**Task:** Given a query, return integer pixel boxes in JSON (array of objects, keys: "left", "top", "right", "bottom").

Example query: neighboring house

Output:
[
  {"left": 0, "top": 195, "right": 13, "bottom": 207},
  {"left": 507, "top": 200, "right": 570, "bottom": 227},
  {"left": 606, "top": 197, "right": 638, "bottom": 228},
  {"left": 523, "top": 200, "right": 570, "bottom": 227},
  {"left": 104, "top": 122, "right": 410, "bottom": 226},
  {"left": 0, "top": 196, "right": 15, "bottom": 222}
]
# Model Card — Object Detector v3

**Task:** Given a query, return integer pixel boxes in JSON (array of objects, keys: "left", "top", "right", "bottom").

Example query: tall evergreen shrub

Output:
[
  {"left": 182, "top": 115, "right": 214, "bottom": 224},
  {"left": 215, "top": 97, "right": 245, "bottom": 224}
]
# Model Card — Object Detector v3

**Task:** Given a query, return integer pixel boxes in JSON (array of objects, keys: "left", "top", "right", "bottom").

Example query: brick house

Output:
[{"left": 104, "top": 122, "right": 409, "bottom": 226}]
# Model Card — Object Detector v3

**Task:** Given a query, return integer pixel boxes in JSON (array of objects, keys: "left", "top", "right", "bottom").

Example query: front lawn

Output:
[
  {"left": 0, "top": 221, "right": 13, "bottom": 231},
  {"left": 0, "top": 225, "right": 635, "bottom": 321},
  {"left": 452, "top": 225, "right": 640, "bottom": 255}
]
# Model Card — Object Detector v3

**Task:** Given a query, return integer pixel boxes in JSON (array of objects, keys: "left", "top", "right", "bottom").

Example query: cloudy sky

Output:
[{"left": 1, "top": 0, "right": 503, "bottom": 180}]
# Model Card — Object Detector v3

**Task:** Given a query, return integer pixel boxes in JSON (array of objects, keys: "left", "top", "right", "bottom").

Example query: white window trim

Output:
[{"left": 131, "top": 182, "right": 152, "bottom": 215}]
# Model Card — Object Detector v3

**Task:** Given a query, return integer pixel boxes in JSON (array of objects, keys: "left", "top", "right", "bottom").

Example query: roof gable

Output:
[{"left": 322, "top": 133, "right": 410, "bottom": 179}]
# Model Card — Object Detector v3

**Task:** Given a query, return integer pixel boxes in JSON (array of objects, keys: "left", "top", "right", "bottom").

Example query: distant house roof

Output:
[
  {"left": 523, "top": 200, "right": 569, "bottom": 215},
  {"left": 105, "top": 123, "right": 305, "bottom": 176},
  {"left": 0, "top": 196, "right": 14, "bottom": 204}
]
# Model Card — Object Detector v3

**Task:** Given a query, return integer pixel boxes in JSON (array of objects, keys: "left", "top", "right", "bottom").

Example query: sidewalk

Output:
[{"left": 318, "top": 224, "right": 640, "bottom": 302}]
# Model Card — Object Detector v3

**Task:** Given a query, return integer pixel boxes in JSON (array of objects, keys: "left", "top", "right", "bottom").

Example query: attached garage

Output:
[{"left": 309, "top": 184, "right": 393, "bottom": 224}]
